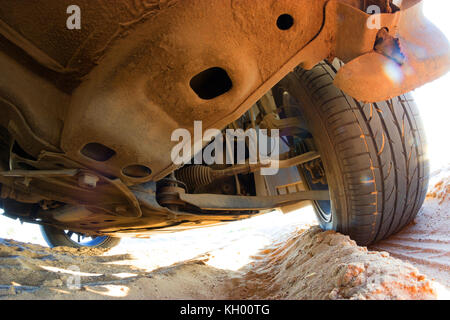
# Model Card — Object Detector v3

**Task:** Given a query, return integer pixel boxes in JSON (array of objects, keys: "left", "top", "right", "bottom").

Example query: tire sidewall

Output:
[{"left": 40, "top": 225, "right": 120, "bottom": 249}]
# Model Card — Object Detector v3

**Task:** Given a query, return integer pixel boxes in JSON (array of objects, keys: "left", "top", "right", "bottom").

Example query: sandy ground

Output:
[
  {"left": 0, "top": 168, "right": 448, "bottom": 300},
  {"left": 371, "top": 167, "right": 450, "bottom": 292}
]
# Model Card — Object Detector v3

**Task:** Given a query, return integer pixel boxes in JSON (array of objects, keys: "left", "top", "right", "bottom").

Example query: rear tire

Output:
[
  {"left": 279, "top": 60, "right": 429, "bottom": 246},
  {"left": 40, "top": 225, "right": 121, "bottom": 249}
]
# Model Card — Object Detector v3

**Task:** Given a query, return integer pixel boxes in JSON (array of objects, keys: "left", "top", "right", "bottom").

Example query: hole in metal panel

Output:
[
  {"left": 122, "top": 164, "right": 152, "bottom": 178},
  {"left": 277, "top": 14, "right": 294, "bottom": 30},
  {"left": 81, "top": 143, "right": 116, "bottom": 162},
  {"left": 190, "top": 67, "right": 232, "bottom": 100}
]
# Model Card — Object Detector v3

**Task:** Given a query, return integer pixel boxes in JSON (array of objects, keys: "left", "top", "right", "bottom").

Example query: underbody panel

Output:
[{"left": 0, "top": 0, "right": 448, "bottom": 236}]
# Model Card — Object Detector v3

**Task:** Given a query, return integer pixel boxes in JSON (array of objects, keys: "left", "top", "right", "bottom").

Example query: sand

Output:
[
  {"left": 0, "top": 228, "right": 438, "bottom": 300},
  {"left": 371, "top": 166, "right": 450, "bottom": 291},
  {"left": 227, "top": 227, "right": 436, "bottom": 300}
]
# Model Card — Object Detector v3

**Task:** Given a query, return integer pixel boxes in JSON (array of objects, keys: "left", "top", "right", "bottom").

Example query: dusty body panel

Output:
[
  {"left": 60, "top": 0, "right": 327, "bottom": 184},
  {"left": 1, "top": 0, "right": 448, "bottom": 184},
  {"left": 335, "top": 1, "right": 450, "bottom": 101}
]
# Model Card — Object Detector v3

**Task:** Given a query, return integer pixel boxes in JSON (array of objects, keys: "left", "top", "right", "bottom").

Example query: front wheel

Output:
[
  {"left": 40, "top": 225, "right": 121, "bottom": 249},
  {"left": 277, "top": 60, "right": 429, "bottom": 246}
]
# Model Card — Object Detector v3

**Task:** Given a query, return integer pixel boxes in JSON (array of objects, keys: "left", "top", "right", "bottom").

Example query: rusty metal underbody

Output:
[{"left": 0, "top": 0, "right": 449, "bottom": 236}]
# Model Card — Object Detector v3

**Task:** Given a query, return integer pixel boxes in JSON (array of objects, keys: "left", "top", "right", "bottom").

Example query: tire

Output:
[
  {"left": 278, "top": 60, "right": 429, "bottom": 246},
  {"left": 40, "top": 225, "right": 121, "bottom": 249}
]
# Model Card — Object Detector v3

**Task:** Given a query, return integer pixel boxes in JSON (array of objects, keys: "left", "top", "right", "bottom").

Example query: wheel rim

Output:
[
  {"left": 278, "top": 88, "right": 333, "bottom": 223},
  {"left": 300, "top": 164, "right": 332, "bottom": 223},
  {"left": 63, "top": 230, "right": 109, "bottom": 247}
]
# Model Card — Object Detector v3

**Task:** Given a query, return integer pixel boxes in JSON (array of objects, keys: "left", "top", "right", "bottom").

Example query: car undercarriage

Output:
[{"left": 0, "top": 0, "right": 449, "bottom": 248}]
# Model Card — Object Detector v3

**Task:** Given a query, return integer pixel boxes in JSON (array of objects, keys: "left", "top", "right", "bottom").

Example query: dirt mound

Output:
[
  {"left": 427, "top": 172, "right": 450, "bottom": 204},
  {"left": 228, "top": 227, "right": 436, "bottom": 300}
]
